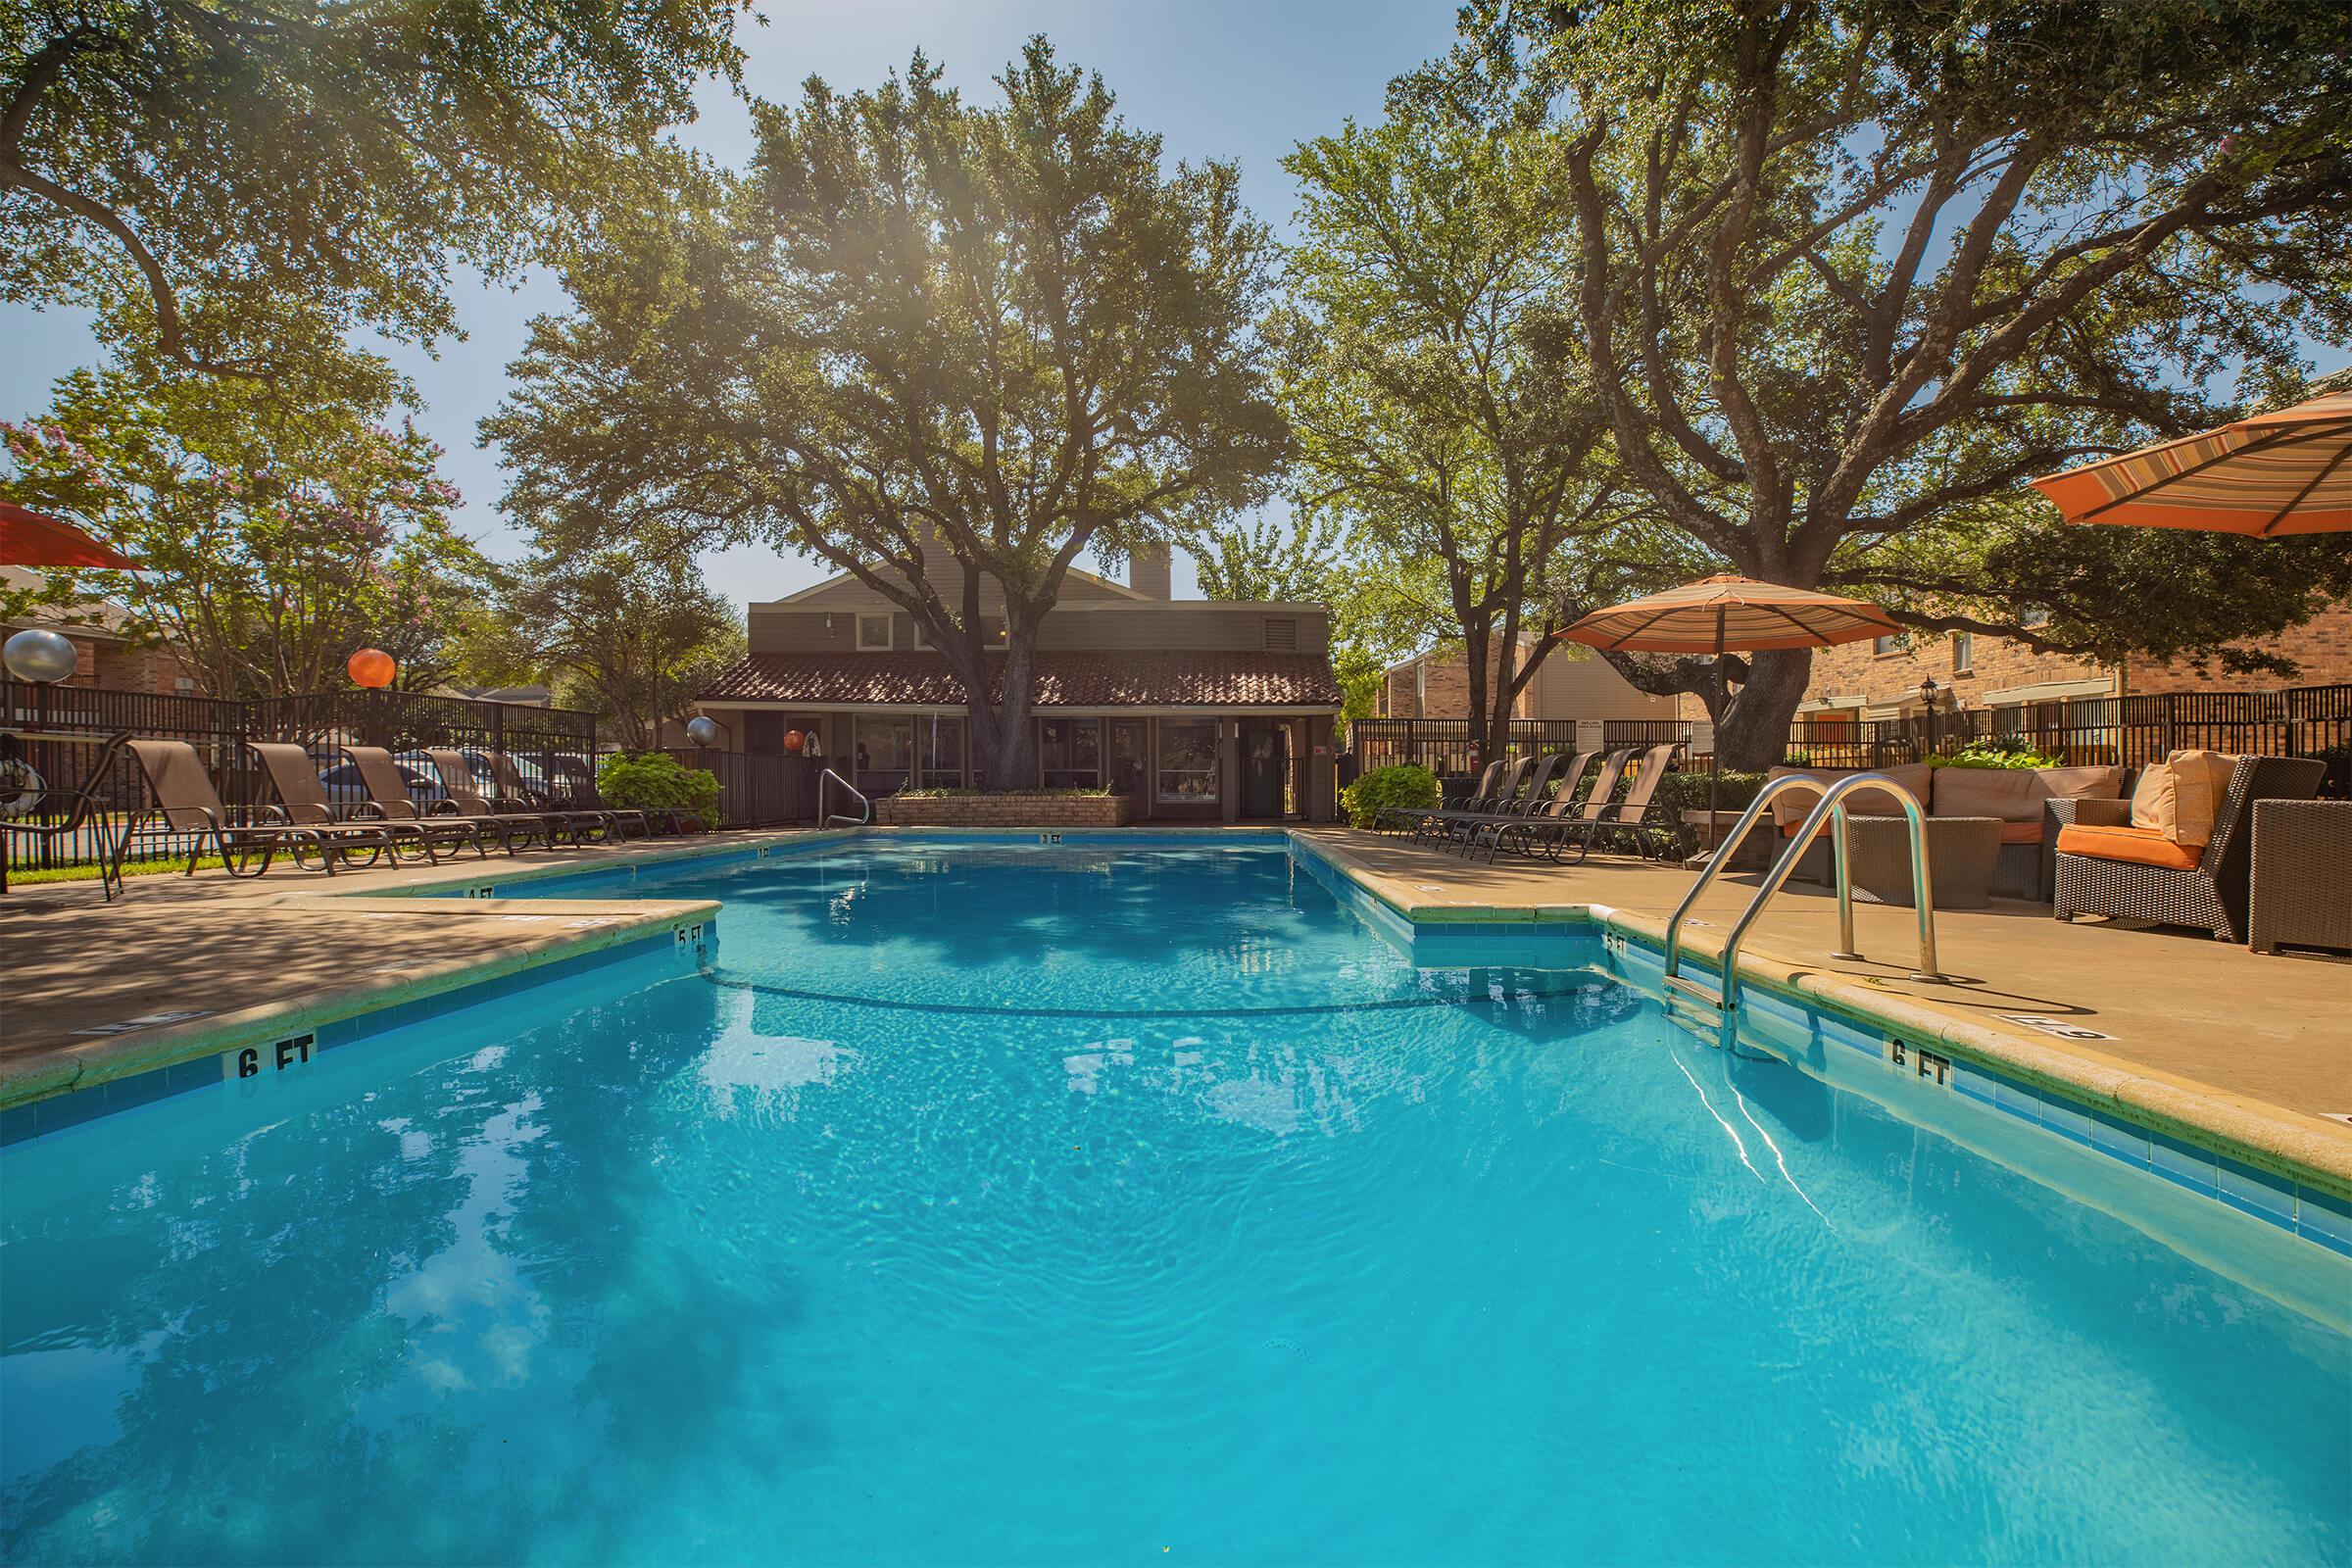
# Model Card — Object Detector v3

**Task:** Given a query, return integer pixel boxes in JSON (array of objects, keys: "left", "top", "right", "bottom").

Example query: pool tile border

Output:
[
  {"left": 1279, "top": 830, "right": 2352, "bottom": 1259},
  {"left": 0, "top": 926, "right": 705, "bottom": 1150}
]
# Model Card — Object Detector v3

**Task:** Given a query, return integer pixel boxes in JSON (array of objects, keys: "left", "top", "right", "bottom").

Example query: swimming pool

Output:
[{"left": 3, "top": 837, "right": 2346, "bottom": 1564}]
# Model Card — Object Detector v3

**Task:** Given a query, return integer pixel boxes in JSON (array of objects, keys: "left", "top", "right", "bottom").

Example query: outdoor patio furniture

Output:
[
  {"left": 340, "top": 746, "right": 517, "bottom": 858},
  {"left": 488, "top": 750, "right": 622, "bottom": 842},
  {"left": 1838, "top": 813, "right": 2002, "bottom": 909},
  {"left": 1373, "top": 759, "right": 1500, "bottom": 835},
  {"left": 0, "top": 729, "right": 133, "bottom": 899},
  {"left": 1542, "top": 744, "right": 1682, "bottom": 863},
  {"left": 1422, "top": 752, "right": 1564, "bottom": 850},
  {"left": 2248, "top": 799, "right": 2352, "bottom": 956},
  {"left": 422, "top": 749, "right": 560, "bottom": 852},
  {"left": 545, "top": 755, "right": 659, "bottom": 838},
  {"left": 1399, "top": 757, "right": 1528, "bottom": 839},
  {"left": 2053, "top": 754, "right": 2327, "bottom": 942},
  {"left": 248, "top": 741, "right": 490, "bottom": 866},
  {"left": 119, "top": 738, "right": 389, "bottom": 879},
  {"left": 1463, "top": 750, "right": 1600, "bottom": 861}
]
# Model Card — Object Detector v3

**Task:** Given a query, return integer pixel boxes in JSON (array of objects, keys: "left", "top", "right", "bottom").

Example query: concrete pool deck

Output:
[{"left": 3, "top": 824, "right": 2345, "bottom": 1188}]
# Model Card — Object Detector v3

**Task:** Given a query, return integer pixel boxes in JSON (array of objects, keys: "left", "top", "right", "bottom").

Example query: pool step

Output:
[{"left": 1664, "top": 972, "right": 1729, "bottom": 1012}]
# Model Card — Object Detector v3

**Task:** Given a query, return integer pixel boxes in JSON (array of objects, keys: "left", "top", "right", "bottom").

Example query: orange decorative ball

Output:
[
  {"left": 347, "top": 648, "right": 396, "bottom": 689},
  {"left": 784, "top": 729, "right": 805, "bottom": 754}
]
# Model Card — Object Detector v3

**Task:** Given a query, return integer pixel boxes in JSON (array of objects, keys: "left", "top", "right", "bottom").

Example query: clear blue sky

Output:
[{"left": 0, "top": 0, "right": 1462, "bottom": 609}]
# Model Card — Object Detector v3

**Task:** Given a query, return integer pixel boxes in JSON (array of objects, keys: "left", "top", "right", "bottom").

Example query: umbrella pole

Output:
[{"left": 1709, "top": 653, "right": 1723, "bottom": 848}]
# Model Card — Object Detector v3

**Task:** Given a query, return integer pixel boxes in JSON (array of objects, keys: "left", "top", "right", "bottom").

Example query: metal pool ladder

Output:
[
  {"left": 819, "top": 768, "right": 871, "bottom": 828},
  {"left": 1662, "top": 771, "right": 1943, "bottom": 1018}
]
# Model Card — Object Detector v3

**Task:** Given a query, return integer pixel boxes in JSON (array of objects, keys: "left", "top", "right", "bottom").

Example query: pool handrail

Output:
[
  {"left": 1663, "top": 771, "right": 1941, "bottom": 1012},
  {"left": 819, "top": 767, "right": 871, "bottom": 828}
]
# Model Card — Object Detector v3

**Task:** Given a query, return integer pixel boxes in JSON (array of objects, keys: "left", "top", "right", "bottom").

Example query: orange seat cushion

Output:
[{"left": 2055, "top": 823, "right": 2202, "bottom": 871}]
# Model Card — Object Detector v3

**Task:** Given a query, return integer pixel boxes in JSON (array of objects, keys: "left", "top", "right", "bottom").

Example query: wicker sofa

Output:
[
  {"left": 2051, "top": 755, "right": 2327, "bottom": 943},
  {"left": 1769, "top": 761, "right": 2125, "bottom": 901}
]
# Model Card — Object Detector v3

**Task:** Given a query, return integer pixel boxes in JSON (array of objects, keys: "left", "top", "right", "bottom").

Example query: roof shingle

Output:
[{"left": 698, "top": 650, "right": 1342, "bottom": 709}]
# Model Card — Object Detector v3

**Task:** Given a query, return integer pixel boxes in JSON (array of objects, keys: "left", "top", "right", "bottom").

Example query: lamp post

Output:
[{"left": 1919, "top": 675, "right": 1940, "bottom": 756}]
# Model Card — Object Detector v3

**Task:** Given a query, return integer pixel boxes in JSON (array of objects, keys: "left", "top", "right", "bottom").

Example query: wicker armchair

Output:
[{"left": 2053, "top": 755, "right": 2327, "bottom": 942}]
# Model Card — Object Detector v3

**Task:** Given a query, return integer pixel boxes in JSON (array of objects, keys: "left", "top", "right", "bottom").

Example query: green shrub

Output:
[
  {"left": 1661, "top": 769, "right": 1771, "bottom": 813},
  {"left": 1927, "top": 737, "right": 2063, "bottom": 770},
  {"left": 598, "top": 752, "right": 721, "bottom": 823},
  {"left": 1341, "top": 762, "right": 1439, "bottom": 828}
]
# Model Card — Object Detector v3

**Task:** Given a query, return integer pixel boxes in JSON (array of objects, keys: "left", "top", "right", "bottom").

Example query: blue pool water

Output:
[{"left": 4, "top": 840, "right": 2347, "bottom": 1565}]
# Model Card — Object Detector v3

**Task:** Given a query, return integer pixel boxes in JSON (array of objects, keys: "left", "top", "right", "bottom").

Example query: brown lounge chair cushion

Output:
[{"left": 2054, "top": 822, "right": 2204, "bottom": 871}]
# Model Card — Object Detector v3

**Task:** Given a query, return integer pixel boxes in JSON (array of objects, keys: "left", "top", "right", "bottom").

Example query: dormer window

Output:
[
  {"left": 856, "top": 612, "right": 893, "bottom": 651},
  {"left": 1263, "top": 616, "right": 1298, "bottom": 652}
]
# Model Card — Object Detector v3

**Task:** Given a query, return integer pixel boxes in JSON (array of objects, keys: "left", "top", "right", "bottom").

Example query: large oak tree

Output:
[
  {"left": 488, "top": 42, "right": 1284, "bottom": 788},
  {"left": 1423, "top": 0, "right": 2352, "bottom": 766},
  {"left": 2, "top": 0, "right": 745, "bottom": 378}
]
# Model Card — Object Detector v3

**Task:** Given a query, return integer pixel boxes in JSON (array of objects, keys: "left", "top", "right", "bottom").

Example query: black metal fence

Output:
[
  {"left": 2, "top": 680, "right": 599, "bottom": 879},
  {"left": 1789, "top": 684, "right": 2352, "bottom": 795},
  {"left": 1351, "top": 717, "right": 1697, "bottom": 777},
  {"left": 661, "top": 748, "right": 818, "bottom": 828}
]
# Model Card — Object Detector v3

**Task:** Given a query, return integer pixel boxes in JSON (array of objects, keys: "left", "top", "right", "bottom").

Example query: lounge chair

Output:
[
  {"left": 1, "top": 730, "right": 133, "bottom": 899},
  {"left": 340, "top": 746, "right": 516, "bottom": 858},
  {"left": 1421, "top": 753, "right": 1565, "bottom": 851},
  {"left": 487, "top": 750, "right": 621, "bottom": 843},
  {"left": 1406, "top": 757, "right": 1540, "bottom": 845},
  {"left": 423, "top": 749, "right": 560, "bottom": 852},
  {"left": 2054, "top": 754, "right": 2325, "bottom": 942},
  {"left": 251, "top": 741, "right": 493, "bottom": 865},
  {"left": 545, "top": 754, "right": 661, "bottom": 838},
  {"left": 1464, "top": 750, "right": 1606, "bottom": 862},
  {"left": 1375, "top": 761, "right": 1499, "bottom": 834},
  {"left": 117, "top": 738, "right": 388, "bottom": 879},
  {"left": 1535, "top": 744, "right": 1682, "bottom": 863}
]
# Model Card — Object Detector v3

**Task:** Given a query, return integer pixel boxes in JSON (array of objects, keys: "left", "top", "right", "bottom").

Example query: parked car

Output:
[
  {"left": 455, "top": 745, "right": 549, "bottom": 795},
  {"left": 318, "top": 755, "right": 447, "bottom": 810}
]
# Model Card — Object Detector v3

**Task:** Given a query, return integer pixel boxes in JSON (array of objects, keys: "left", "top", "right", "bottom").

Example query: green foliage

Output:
[
  {"left": 1277, "top": 107, "right": 1619, "bottom": 757},
  {"left": 1341, "top": 763, "right": 1439, "bottom": 829},
  {"left": 1661, "top": 770, "right": 1772, "bottom": 812},
  {"left": 1927, "top": 739, "right": 2065, "bottom": 770},
  {"left": 2, "top": 357, "right": 488, "bottom": 696},
  {"left": 1190, "top": 514, "right": 1345, "bottom": 603},
  {"left": 469, "top": 520, "right": 743, "bottom": 751},
  {"left": 1411, "top": 0, "right": 2352, "bottom": 765},
  {"left": 487, "top": 40, "right": 1283, "bottom": 790},
  {"left": 596, "top": 752, "right": 719, "bottom": 822},
  {"left": 1, "top": 0, "right": 746, "bottom": 378}
]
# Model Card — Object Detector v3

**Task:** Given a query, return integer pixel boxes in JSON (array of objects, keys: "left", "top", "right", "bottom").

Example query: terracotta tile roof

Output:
[{"left": 698, "top": 650, "right": 1343, "bottom": 709}]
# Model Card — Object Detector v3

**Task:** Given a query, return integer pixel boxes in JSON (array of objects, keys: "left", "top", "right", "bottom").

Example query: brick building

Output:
[
  {"left": 0, "top": 566, "right": 195, "bottom": 695},
  {"left": 1795, "top": 601, "right": 2352, "bottom": 733},
  {"left": 1378, "top": 638, "right": 1676, "bottom": 722}
]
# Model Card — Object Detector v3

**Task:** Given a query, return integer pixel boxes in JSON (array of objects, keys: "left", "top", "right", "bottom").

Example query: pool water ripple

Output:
[{"left": 1, "top": 840, "right": 2344, "bottom": 1565}]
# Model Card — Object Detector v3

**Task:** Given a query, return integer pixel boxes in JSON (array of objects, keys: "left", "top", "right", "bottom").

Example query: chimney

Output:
[{"left": 1129, "top": 541, "right": 1171, "bottom": 599}]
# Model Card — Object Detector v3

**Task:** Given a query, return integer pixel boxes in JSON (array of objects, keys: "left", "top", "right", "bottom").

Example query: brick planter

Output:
[{"left": 873, "top": 793, "right": 1134, "bottom": 828}]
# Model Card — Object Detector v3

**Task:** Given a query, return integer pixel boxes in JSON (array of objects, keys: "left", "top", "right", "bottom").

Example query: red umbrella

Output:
[{"left": 0, "top": 502, "right": 143, "bottom": 569}]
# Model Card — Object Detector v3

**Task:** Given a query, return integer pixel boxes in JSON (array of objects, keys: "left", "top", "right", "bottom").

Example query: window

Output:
[
  {"left": 915, "top": 714, "right": 962, "bottom": 786},
  {"left": 855, "top": 612, "right": 893, "bottom": 651},
  {"left": 1156, "top": 718, "right": 1220, "bottom": 805},
  {"left": 1040, "top": 717, "right": 1102, "bottom": 788},
  {"left": 1263, "top": 616, "right": 1298, "bottom": 652},
  {"left": 2020, "top": 606, "right": 2051, "bottom": 628},
  {"left": 1951, "top": 633, "right": 1973, "bottom": 674},
  {"left": 1109, "top": 720, "right": 1147, "bottom": 794},
  {"left": 854, "top": 716, "right": 911, "bottom": 791},
  {"left": 1873, "top": 632, "right": 1910, "bottom": 656}
]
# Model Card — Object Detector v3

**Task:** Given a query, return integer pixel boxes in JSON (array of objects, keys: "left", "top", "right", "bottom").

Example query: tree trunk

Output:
[
  {"left": 1713, "top": 647, "right": 1811, "bottom": 771},
  {"left": 1460, "top": 622, "right": 1491, "bottom": 770},
  {"left": 965, "top": 634, "right": 1040, "bottom": 791}
]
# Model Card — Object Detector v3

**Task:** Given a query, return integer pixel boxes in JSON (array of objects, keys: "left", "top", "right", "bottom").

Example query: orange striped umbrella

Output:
[
  {"left": 2029, "top": 391, "right": 2352, "bottom": 536},
  {"left": 1556, "top": 573, "right": 1897, "bottom": 656}
]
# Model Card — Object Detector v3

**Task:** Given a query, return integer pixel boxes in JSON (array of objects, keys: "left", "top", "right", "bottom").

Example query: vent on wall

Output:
[{"left": 1263, "top": 617, "right": 1298, "bottom": 652}]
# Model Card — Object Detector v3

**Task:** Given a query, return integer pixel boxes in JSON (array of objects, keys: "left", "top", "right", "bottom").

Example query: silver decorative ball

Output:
[
  {"left": 3, "top": 627, "right": 78, "bottom": 685},
  {"left": 685, "top": 715, "right": 720, "bottom": 748}
]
